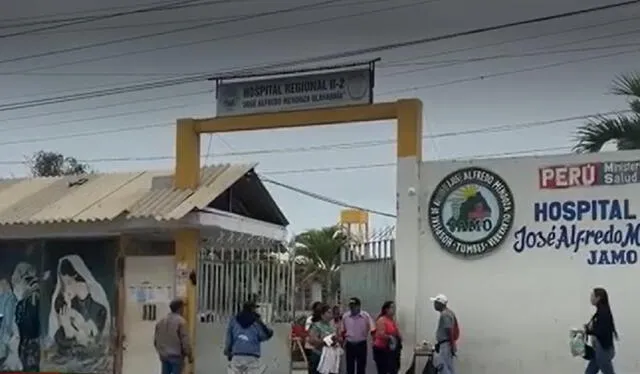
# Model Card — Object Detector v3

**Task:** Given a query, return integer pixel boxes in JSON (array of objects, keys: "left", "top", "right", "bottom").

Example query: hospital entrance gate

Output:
[
  {"left": 194, "top": 234, "right": 295, "bottom": 374},
  {"left": 340, "top": 229, "right": 395, "bottom": 374}
]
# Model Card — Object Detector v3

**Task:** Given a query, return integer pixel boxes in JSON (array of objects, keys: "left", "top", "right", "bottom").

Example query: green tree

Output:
[
  {"left": 28, "top": 151, "right": 92, "bottom": 177},
  {"left": 574, "top": 73, "right": 640, "bottom": 153},
  {"left": 293, "top": 226, "right": 350, "bottom": 304}
]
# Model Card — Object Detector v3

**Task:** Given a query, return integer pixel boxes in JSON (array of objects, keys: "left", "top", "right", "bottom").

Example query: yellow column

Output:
[
  {"left": 175, "top": 118, "right": 201, "bottom": 189},
  {"left": 396, "top": 99, "right": 423, "bottom": 159},
  {"left": 174, "top": 230, "right": 200, "bottom": 345},
  {"left": 174, "top": 118, "right": 200, "bottom": 373}
]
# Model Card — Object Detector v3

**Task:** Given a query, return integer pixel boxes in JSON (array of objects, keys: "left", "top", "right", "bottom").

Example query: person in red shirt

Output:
[
  {"left": 292, "top": 318, "right": 307, "bottom": 340},
  {"left": 372, "top": 301, "right": 401, "bottom": 374}
]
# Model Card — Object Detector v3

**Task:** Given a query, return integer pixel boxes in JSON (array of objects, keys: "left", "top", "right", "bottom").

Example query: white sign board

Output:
[
  {"left": 416, "top": 150, "right": 640, "bottom": 374},
  {"left": 216, "top": 68, "right": 372, "bottom": 117}
]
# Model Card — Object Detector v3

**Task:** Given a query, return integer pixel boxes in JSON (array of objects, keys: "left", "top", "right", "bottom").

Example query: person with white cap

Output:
[{"left": 429, "top": 294, "right": 459, "bottom": 374}]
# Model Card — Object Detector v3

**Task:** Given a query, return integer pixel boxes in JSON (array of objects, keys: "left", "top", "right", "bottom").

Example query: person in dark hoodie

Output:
[{"left": 224, "top": 300, "right": 274, "bottom": 374}]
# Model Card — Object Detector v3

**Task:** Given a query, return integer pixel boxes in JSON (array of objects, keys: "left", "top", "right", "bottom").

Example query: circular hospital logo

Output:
[
  {"left": 428, "top": 167, "right": 515, "bottom": 258},
  {"left": 345, "top": 71, "right": 369, "bottom": 101},
  {"left": 218, "top": 85, "right": 239, "bottom": 111}
]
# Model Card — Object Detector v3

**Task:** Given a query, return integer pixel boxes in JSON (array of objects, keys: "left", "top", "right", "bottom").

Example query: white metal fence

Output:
[{"left": 194, "top": 234, "right": 295, "bottom": 374}]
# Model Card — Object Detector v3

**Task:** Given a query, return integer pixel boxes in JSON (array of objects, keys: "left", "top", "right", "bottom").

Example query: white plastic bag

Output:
[
  {"left": 569, "top": 328, "right": 586, "bottom": 357},
  {"left": 317, "top": 346, "right": 342, "bottom": 374}
]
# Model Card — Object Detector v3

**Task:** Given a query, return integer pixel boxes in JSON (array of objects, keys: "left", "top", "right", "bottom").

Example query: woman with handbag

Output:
[
  {"left": 373, "top": 301, "right": 402, "bottom": 374},
  {"left": 584, "top": 287, "right": 618, "bottom": 374}
]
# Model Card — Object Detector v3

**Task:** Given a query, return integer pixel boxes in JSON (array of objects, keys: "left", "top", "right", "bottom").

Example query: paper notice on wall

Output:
[
  {"left": 135, "top": 286, "right": 147, "bottom": 303},
  {"left": 154, "top": 285, "right": 172, "bottom": 303},
  {"left": 145, "top": 285, "right": 155, "bottom": 303},
  {"left": 167, "top": 285, "right": 174, "bottom": 299},
  {"left": 176, "top": 262, "right": 188, "bottom": 275},
  {"left": 176, "top": 261, "right": 188, "bottom": 298},
  {"left": 127, "top": 286, "right": 138, "bottom": 302},
  {"left": 128, "top": 283, "right": 167, "bottom": 303},
  {"left": 176, "top": 283, "right": 187, "bottom": 298}
]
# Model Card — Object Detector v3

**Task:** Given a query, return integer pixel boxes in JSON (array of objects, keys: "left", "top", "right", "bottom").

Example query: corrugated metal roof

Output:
[
  {"left": 155, "top": 163, "right": 256, "bottom": 221},
  {"left": 0, "top": 163, "right": 255, "bottom": 226},
  {"left": 126, "top": 188, "right": 193, "bottom": 220}
]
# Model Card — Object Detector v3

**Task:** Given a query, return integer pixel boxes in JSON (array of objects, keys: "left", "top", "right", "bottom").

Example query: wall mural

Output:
[
  {"left": 40, "top": 239, "right": 116, "bottom": 374},
  {"left": 0, "top": 241, "right": 45, "bottom": 372}
]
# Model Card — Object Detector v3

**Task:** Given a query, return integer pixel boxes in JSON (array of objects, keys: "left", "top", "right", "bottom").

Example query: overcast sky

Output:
[{"left": 0, "top": 0, "right": 637, "bottom": 233}]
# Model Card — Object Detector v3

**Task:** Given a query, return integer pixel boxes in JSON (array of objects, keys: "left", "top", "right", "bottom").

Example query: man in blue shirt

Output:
[{"left": 224, "top": 301, "right": 274, "bottom": 373}]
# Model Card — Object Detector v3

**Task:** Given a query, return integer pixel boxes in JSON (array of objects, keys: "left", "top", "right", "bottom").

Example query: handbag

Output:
[
  {"left": 583, "top": 344, "right": 595, "bottom": 360},
  {"left": 582, "top": 317, "right": 596, "bottom": 360},
  {"left": 583, "top": 335, "right": 595, "bottom": 361}
]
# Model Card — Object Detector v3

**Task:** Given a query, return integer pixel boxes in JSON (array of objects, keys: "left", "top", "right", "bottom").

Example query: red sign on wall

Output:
[{"left": 539, "top": 163, "right": 598, "bottom": 189}]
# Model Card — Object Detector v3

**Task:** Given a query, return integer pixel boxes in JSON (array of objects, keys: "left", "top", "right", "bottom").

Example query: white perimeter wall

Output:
[{"left": 414, "top": 150, "right": 640, "bottom": 374}]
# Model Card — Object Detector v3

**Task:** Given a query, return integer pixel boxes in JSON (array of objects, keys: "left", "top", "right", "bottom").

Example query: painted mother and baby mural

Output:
[{"left": 0, "top": 240, "right": 115, "bottom": 374}]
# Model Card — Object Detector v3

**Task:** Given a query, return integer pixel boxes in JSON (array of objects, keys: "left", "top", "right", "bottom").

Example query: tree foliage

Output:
[
  {"left": 292, "top": 226, "right": 350, "bottom": 303},
  {"left": 574, "top": 72, "right": 640, "bottom": 153},
  {"left": 28, "top": 151, "right": 92, "bottom": 177}
]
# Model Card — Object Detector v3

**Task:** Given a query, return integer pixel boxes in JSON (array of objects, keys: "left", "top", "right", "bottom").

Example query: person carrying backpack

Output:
[
  {"left": 430, "top": 294, "right": 460, "bottom": 374},
  {"left": 224, "top": 300, "right": 274, "bottom": 374}
]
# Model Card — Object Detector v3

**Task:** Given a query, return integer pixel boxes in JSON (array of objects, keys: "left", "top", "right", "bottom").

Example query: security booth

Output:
[{"left": 0, "top": 163, "right": 291, "bottom": 374}]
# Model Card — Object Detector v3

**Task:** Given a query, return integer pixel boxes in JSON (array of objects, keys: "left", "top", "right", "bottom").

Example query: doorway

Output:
[{"left": 122, "top": 256, "right": 175, "bottom": 374}]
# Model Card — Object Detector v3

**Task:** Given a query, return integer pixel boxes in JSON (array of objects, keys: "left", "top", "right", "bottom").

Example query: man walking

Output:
[
  {"left": 154, "top": 298, "right": 193, "bottom": 374},
  {"left": 430, "top": 294, "right": 459, "bottom": 374},
  {"left": 224, "top": 300, "right": 274, "bottom": 374},
  {"left": 341, "top": 297, "right": 373, "bottom": 374}
]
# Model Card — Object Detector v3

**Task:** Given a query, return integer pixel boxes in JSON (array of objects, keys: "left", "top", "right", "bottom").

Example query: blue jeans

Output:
[
  {"left": 161, "top": 357, "right": 184, "bottom": 374},
  {"left": 585, "top": 340, "right": 616, "bottom": 374},
  {"left": 433, "top": 342, "right": 455, "bottom": 374}
]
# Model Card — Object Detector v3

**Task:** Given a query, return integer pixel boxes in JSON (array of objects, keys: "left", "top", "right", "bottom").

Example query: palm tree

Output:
[
  {"left": 574, "top": 73, "right": 640, "bottom": 153},
  {"left": 292, "top": 226, "right": 350, "bottom": 304}
]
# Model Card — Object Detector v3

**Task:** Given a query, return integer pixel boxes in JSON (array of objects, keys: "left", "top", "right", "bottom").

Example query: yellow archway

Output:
[{"left": 173, "top": 99, "right": 423, "bottom": 372}]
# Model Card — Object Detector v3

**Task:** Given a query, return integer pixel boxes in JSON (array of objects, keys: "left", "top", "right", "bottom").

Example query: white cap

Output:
[{"left": 430, "top": 294, "right": 448, "bottom": 304}]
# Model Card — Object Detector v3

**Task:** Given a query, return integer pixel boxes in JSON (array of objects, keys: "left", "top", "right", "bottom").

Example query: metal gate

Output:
[
  {"left": 340, "top": 227, "right": 395, "bottom": 315},
  {"left": 339, "top": 227, "right": 395, "bottom": 374},
  {"left": 194, "top": 233, "right": 295, "bottom": 374}
]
